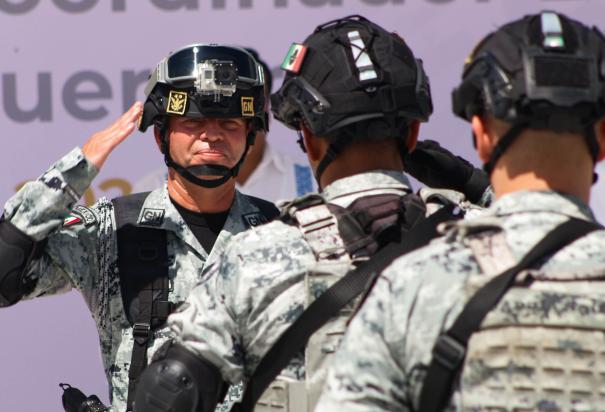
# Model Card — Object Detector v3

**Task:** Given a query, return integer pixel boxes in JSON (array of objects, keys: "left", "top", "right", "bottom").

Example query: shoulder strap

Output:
[
  {"left": 237, "top": 203, "right": 461, "bottom": 411},
  {"left": 418, "top": 218, "right": 603, "bottom": 412},
  {"left": 112, "top": 192, "right": 171, "bottom": 412},
  {"left": 245, "top": 195, "right": 280, "bottom": 222}
]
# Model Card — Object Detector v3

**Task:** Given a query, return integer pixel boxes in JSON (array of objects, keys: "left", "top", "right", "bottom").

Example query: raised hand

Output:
[{"left": 82, "top": 102, "right": 143, "bottom": 170}]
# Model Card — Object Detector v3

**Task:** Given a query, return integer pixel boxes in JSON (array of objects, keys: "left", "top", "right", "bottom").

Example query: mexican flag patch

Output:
[
  {"left": 63, "top": 215, "right": 82, "bottom": 227},
  {"left": 281, "top": 43, "right": 308, "bottom": 74}
]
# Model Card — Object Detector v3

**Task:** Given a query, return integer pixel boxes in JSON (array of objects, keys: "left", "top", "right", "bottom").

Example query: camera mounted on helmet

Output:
[
  {"left": 139, "top": 44, "right": 266, "bottom": 188},
  {"left": 452, "top": 11, "right": 605, "bottom": 176},
  {"left": 271, "top": 15, "right": 433, "bottom": 185}
]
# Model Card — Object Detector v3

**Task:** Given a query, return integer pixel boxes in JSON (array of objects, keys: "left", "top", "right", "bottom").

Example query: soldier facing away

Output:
[
  {"left": 0, "top": 44, "right": 278, "bottom": 411},
  {"left": 316, "top": 11, "right": 605, "bottom": 412},
  {"left": 134, "top": 15, "right": 491, "bottom": 412}
]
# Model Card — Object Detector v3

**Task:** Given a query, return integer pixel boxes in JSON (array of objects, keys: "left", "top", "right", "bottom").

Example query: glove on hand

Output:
[{"left": 404, "top": 139, "right": 490, "bottom": 204}]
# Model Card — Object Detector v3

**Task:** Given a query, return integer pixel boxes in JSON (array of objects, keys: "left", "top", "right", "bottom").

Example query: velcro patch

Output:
[
  {"left": 72, "top": 205, "right": 97, "bottom": 226},
  {"left": 243, "top": 212, "right": 268, "bottom": 227},
  {"left": 281, "top": 43, "right": 308, "bottom": 74},
  {"left": 140, "top": 208, "right": 165, "bottom": 227}
]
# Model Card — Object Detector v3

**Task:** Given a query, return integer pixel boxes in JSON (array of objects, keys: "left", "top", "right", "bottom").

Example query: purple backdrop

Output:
[{"left": 0, "top": 1, "right": 603, "bottom": 410}]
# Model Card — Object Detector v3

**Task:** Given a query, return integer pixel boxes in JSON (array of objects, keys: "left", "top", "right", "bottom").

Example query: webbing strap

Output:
[
  {"left": 112, "top": 193, "right": 170, "bottom": 411},
  {"left": 238, "top": 204, "right": 460, "bottom": 411},
  {"left": 418, "top": 218, "right": 603, "bottom": 412}
]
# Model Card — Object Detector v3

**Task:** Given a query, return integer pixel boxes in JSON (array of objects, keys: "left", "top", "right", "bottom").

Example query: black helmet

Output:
[
  {"left": 139, "top": 44, "right": 267, "bottom": 188},
  {"left": 452, "top": 11, "right": 605, "bottom": 175},
  {"left": 271, "top": 15, "right": 433, "bottom": 183}
]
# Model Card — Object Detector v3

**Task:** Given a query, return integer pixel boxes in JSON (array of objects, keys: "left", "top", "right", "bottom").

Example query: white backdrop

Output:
[{"left": 0, "top": 1, "right": 604, "bottom": 410}]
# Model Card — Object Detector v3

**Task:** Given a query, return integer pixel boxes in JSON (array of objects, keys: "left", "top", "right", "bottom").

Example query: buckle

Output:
[
  {"left": 432, "top": 334, "right": 466, "bottom": 371},
  {"left": 132, "top": 323, "right": 151, "bottom": 338}
]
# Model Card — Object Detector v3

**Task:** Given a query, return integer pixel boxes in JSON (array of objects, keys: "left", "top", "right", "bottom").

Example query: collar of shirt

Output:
[
  {"left": 487, "top": 190, "right": 596, "bottom": 222},
  {"left": 321, "top": 170, "right": 413, "bottom": 208}
]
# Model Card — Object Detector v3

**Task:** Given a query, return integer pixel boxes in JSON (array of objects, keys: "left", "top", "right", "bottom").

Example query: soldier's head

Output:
[
  {"left": 271, "top": 15, "right": 433, "bottom": 188},
  {"left": 453, "top": 11, "right": 605, "bottom": 197},
  {"left": 139, "top": 44, "right": 267, "bottom": 188}
]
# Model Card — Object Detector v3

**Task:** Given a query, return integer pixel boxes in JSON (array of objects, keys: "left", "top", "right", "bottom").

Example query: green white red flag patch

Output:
[
  {"left": 281, "top": 43, "right": 308, "bottom": 74},
  {"left": 63, "top": 215, "right": 82, "bottom": 227}
]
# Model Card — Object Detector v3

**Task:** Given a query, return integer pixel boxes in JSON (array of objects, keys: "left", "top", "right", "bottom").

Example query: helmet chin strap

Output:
[{"left": 160, "top": 123, "right": 256, "bottom": 189}]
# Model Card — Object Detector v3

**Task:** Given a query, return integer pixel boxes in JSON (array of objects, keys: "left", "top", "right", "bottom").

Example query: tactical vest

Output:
[
  {"left": 112, "top": 192, "right": 279, "bottom": 412},
  {"left": 247, "top": 190, "right": 462, "bottom": 412},
  {"left": 418, "top": 219, "right": 604, "bottom": 412}
]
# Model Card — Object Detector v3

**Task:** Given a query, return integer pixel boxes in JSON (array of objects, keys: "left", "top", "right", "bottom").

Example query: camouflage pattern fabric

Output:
[
  {"left": 2, "top": 147, "right": 269, "bottom": 412},
  {"left": 167, "top": 170, "right": 483, "bottom": 411},
  {"left": 315, "top": 190, "right": 605, "bottom": 412}
]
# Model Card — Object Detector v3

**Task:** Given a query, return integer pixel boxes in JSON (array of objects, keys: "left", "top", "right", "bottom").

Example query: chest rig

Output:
[
  {"left": 242, "top": 191, "right": 461, "bottom": 412},
  {"left": 112, "top": 192, "right": 278, "bottom": 412},
  {"left": 419, "top": 218, "right": 604, "bottom": 412}
]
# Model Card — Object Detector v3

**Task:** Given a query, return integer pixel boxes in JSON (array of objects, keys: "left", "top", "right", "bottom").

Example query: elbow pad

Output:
[
  {"left": 0, "top": 217, "right": 42, "bottom": 307},
  {"left": 134, "top": 341, "right": 227, "bottom": 412}
]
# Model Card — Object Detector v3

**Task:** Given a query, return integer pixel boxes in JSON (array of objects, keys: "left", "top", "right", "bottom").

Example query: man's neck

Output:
[
  {"left": 167, "top": 170, "right": 236, "bottom": 213},
  {"left": 491, "top": 166, "right": 593, "bottom": 204}
]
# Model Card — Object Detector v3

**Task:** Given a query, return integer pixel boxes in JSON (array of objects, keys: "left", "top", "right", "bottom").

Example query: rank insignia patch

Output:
[
  {"left": 166, "top": 91, "right": 188, "bottom": 115},
  {"left": 241, "top": 97, "right": 255, "bottom": 117},
  {"left": 281, "top": 43, "right": 308, "bottom": 74}
]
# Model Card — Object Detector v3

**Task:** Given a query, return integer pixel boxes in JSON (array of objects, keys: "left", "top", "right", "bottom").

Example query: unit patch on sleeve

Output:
[{"left": 72, "top": 205, "right": 97, "bottom": 226}]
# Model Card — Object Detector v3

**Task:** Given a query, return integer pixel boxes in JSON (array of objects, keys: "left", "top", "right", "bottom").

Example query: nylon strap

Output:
[
  {"left": 237, "top": 203, "right": 461, "bottom": 411},
  {"left": 113, "top": 193, "right": 170, "bottom": 412},
  {"left": 418, "top": 217, "right": 602, "bottom": 412}
]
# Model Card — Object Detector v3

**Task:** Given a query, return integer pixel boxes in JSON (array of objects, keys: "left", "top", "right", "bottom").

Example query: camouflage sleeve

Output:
[
  {"left": 168, "top": 245, "right": 245, "bottom": 385},
  {"left": 2, "top": 147, "right": 100, "bottom": 300},
  {"left": 315, "top": 274, "right": 410, "bottom": 412}
]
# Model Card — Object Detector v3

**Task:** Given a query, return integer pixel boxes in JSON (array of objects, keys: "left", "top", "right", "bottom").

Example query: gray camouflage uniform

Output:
[
  {"left": 167, "top": 170, "right": 484, "bottom": 412},
  {"left": 2, "top": 147, "right": 269, "bottom": 412},
  {"left": 316, "top": 190, "right": 605, "bottom": 412}
]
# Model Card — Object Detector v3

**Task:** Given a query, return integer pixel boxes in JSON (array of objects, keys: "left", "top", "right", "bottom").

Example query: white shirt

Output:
[
  {"left": 132, "top": 144, "right": 316, "bottom": 204},
  {"left": 591, "top": 162, "right": 605, "bottom": 222}
]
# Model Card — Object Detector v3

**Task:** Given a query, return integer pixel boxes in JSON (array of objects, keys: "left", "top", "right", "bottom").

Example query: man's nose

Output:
[{"left": 199, "top": 119, "right": 223, "bottom": 142}]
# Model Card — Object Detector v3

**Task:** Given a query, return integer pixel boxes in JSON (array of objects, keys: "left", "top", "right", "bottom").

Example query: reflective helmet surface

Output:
[{"left": 139, "top": 43, "right": 267, "bottom": 133}]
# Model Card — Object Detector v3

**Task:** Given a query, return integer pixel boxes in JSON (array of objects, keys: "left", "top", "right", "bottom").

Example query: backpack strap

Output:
[
  {"left": 112, "top": 192, "right": 171, "bottom": 412},
  {"left": 418, "top": 218, "right": 603, "bottom": 412},
  {"left": 237, "top": 200, "right": 462, "bottom": 411}
]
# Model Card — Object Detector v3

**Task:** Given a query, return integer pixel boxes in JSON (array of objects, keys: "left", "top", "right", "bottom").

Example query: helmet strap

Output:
[{"left": 159, "top": 122, "right": 256, "bottom": 188}]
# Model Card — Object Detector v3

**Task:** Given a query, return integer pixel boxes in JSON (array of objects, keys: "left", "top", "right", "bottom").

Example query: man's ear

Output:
[
  {"left": 405, "top": 120, "right": 420, "bottom": 152},
  {"left": 301, "top": 123, "right": 325, "bottom": 163},
  {"left": 472, "top": 115, "right": 492, "bottom": 163}
]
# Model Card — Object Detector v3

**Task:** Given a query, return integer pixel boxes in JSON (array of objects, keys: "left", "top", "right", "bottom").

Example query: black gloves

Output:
[{"left": 404, "top": 139, "right": 490, "bottom": 204}]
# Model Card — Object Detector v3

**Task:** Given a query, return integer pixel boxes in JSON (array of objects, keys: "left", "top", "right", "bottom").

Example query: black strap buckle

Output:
[
  {"left": 432, "top": 334, "right": 466, "bottom": 371},
  {"left": 133, "top": 323, "right": 151, "bottom": 339}
]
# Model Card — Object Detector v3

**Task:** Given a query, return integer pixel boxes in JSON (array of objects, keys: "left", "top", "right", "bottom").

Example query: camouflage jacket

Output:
[
  {"left": 2, "top": 147, "right": 272, "bottom": 412},
  {"left": 167, "top": 170, "right": 484, "bottom": 411},
  {"left": 316, "top": 190, "right": 605, "bottom": 412}
]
